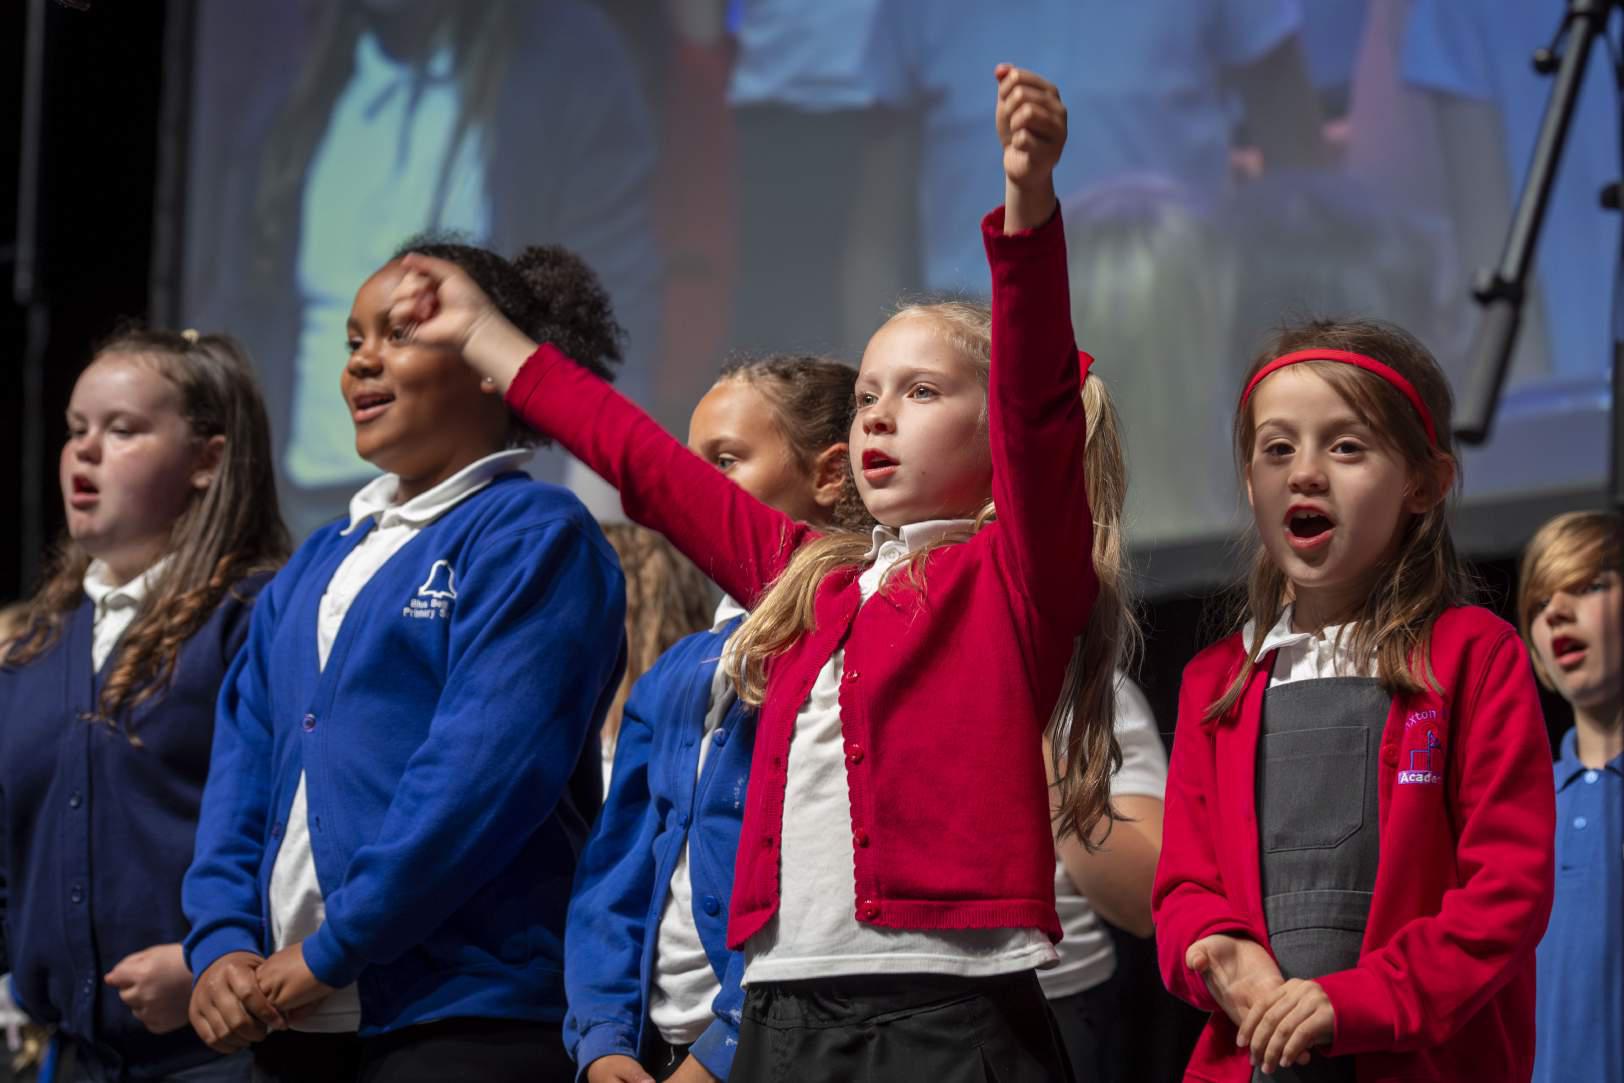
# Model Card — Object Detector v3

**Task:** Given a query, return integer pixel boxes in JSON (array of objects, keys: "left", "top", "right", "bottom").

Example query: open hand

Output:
[
  {"left": 1185, "top": 933, "right": 1285, "bottom": 1029},
  {"left": 1239, "top": 978, "right": 1335, "bottom": 1075}
]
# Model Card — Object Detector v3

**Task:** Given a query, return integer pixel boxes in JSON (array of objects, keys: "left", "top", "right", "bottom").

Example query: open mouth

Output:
[
  {"left": 68, "top": 474, "right": 99, "bottom": 508},
  {"left": 350, "top": 389, "right": 396, "bottom": 423},
  {"left": 1550, "top": 635, "right": 1588, "bottom": 670},
  {"left": 861, "top": 449, "right": 898, "bottom": 481},
  {"left": 1285, "top": 506, "right": 1334, "bottom": 549}
]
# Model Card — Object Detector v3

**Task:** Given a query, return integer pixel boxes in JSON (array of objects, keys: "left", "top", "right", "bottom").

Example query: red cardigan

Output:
[
  {"left": 1152, "top": 606, "right": 1555, "bottom": 1083},
  {"left": 506, "top": 206, "right": 1094, "bottom": 948}
]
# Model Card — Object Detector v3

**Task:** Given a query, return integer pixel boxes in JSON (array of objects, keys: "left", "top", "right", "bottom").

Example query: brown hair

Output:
[
  {"left": 5, "top": 328, "right": 291, "bottom": 731},
  {"left": 1517, "top": 510, "right": 1624, "bottom": 690},
  {"left": 717, "top": 353, "right": 871, "bottom": 533},
  {"left": 1209, "top": 318, "right": 1471, "bottom": 720},
  {"left": 725, "top": 301, "right": 1137, "bottom": 844},
  {"left": 598, "top": 523, "right": 716, "bottom": 754}
]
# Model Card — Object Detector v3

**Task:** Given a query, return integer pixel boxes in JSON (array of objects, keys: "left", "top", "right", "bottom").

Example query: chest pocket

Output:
[{"left": 1258, "top": 726, "right": 1368, "bottom": 853}]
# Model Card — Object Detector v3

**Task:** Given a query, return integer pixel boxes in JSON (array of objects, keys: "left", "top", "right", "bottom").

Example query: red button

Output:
[
  {"left": 858, "top": 899, "right": 879, "bottom": 919},
  {"left": 846, "top": 743, "right": 864, "bottom": 764},
  {"left": 853, "top": 829, "right": 870, "bottom": 848}
]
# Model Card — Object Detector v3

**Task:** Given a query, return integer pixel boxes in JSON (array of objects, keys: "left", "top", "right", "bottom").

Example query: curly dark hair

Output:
[{"left": 392, "top": 234, "right": 624, "bottom": 381}]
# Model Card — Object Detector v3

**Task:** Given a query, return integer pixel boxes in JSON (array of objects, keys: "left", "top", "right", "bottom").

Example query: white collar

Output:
[
  {"left": 82, "top": 556, "right": 171, "bottom": 612},
  {"left": 861, "top": 519, "right": 977, "bottom": 563},
  {"left": 711, "top": 594, "right": 746, "bottom": 634},
  {"left": 343, "top": 448, "right": 533, "bottom": 535},
  {"left": 1244, "top": 605, "right": 1364, "bottom": 657}
]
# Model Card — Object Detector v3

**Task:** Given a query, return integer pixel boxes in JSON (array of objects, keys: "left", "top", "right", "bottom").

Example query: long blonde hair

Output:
[
  {"left": 1208, "top": 318, "right": 1472, "bottom": 721},
  {"left": 727, "top": 301, "right": 1137, "bottom": 843},
  {"left": 6, "top": 328, "right": 291, "bottom": 730}
]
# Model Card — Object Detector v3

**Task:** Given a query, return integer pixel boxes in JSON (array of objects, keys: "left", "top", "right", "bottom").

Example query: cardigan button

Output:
[
  {"left": 68, "top": 791, "right": 83, "bottom": 810},
  {"left": 713, "top": 728, "right": 729, "bottom": 747},
  {"left": 858, "top": 899, "right": 879, "bottom": 920},
  {"left": 701, "top": 894, "right": 721, "bottom": 916},
  {"left": 302, "top": 713, "right": 316, "bottom": 732},
  {"left": 853, "top": 829, "right": 870, "bottom": 848},
  {"left": 844, "top": 670, "right": 859, "bottom": 682},
  {"left": 71, "top": 884, "right": 85, "bottom": 905},
  {"left": 845, "top": 743, "right": 864, "bottom": 764}
]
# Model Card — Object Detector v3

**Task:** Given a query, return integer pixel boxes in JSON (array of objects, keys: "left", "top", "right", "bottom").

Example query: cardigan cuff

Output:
[
  {"left": 186, "top": 925, "right": 263, "bottom": 988},
  {"left": 1317, "top": 965, "right": 1396, "bottom": 1056},
  {"left": 980, "top": 202, "right": 1064, "bottom": 261},
  {"left": 690, "top": 1014, "right": 741, "bottom": 1079},
  {"left": 572, "top": 1023, "right": 641, "bottom": 1083},
  {"left": 301, "top": 922, "right": 363, "bottom": 990},
  {"left": 504, "top": 343, "right": 562, "bottom": 422},
  {"left": 1170, "top": 912, "right": 1259, "bottom": 1012}
]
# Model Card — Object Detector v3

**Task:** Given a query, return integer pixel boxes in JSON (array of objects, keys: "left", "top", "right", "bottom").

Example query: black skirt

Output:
[{"left": 731, "top": 971, "right": 1074, "bottom": 1083}]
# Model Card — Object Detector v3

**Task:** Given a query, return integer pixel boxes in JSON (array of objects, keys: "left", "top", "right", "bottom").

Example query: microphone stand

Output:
[{"left": 1455, "top": 0, "right": 1622, "bottom": 522}]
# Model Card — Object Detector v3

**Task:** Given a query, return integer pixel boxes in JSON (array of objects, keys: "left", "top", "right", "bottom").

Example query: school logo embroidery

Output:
[
  {"left": 1397, "top": 728, "right": 1443, "bottom": 785},
  {"left": 403, "top": 560, "right": 457, "bottom": 620}
]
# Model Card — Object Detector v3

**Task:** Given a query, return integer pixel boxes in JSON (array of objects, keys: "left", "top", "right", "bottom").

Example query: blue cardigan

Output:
[
  {"left": 183, "top": 474, "right": 626, "bottom": 1034},
  {"left": 564, "top": 620, "right": 753, "bottom": 1080},
  {"left": 0, "top": 573, "right": 268, "bottom": 1080}
]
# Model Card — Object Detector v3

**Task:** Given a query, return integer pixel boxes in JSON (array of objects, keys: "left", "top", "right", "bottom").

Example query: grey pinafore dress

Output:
[{"left": 1252, "top": 676, "right": 1388, "bottom": 1083}]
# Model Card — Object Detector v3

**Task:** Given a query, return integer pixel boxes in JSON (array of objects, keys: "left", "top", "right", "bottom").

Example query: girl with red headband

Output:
[{"left": 1153, "top": 319, "right": 1556, "bottom": 1082}]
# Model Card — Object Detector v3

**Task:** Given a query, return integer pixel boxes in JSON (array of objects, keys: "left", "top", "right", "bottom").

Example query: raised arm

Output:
[
  {"left": 983, "top": 66, "right": 1094, "bottom": 631},
  {"left": 388, "top": 257, "right": 813, "bottom": 607}
]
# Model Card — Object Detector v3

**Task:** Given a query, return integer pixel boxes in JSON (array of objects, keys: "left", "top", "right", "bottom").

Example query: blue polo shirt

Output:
[{"left": 1533, "top": 728, "right": 1623, "bottom": 1083}]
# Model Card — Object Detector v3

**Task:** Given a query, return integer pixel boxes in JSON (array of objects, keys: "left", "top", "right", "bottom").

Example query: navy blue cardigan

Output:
[
  {"left": 0, "top": 572, "right": 269, "bottom": 1079},
  {"left": 563, "top": 620, "right": 753, "bottom": 1079},
  {"left": 183, "top": 473, "right": 625, "bottom": 1035}
]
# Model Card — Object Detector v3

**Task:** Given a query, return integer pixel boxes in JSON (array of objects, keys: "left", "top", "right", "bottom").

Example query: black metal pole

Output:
[
  {"left": 1455, "top": 0, "right": 1616, "bottom": 445},
  {"left": 14, "top": 0, "right": 50, "bottom": 594}
]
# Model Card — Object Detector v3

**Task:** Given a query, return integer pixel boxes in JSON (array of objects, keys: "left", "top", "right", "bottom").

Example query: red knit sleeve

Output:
[
  {"left": 1153, "top": 650, "right": 1259, "bottom": 1012},
  {"left": 1319, "top": 622, "right": 1556, "bottom": 1055},
  {"left": 506, "top": 344, "right": 815, "bottom": 605},
  {"left": 980, "top": 205, "right": 1096, "bottom": 635}
]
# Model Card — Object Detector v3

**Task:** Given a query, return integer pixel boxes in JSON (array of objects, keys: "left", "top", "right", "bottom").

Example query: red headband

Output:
[
  {"left": 1239, "top": 348, "right": 1439, "bottom": 446},
  {"left": 1078, "top": 349, "right": 1095, "bottom": 379}
]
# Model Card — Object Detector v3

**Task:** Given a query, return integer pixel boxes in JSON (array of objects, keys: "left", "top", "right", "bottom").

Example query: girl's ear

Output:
[
  {"left": 1404, "top": 453, "right": 1455, "bottom": 515},
  {"left": 810, "top": 443, "right": 849, "bottom": 510},
  {"left": 191, "top": 434, "right": 226, "bottom": 492}
]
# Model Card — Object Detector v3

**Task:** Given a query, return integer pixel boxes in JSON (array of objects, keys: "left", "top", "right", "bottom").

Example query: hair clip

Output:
[{"left": 181, "top": 328, "right": 200, "bottom": 344}]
